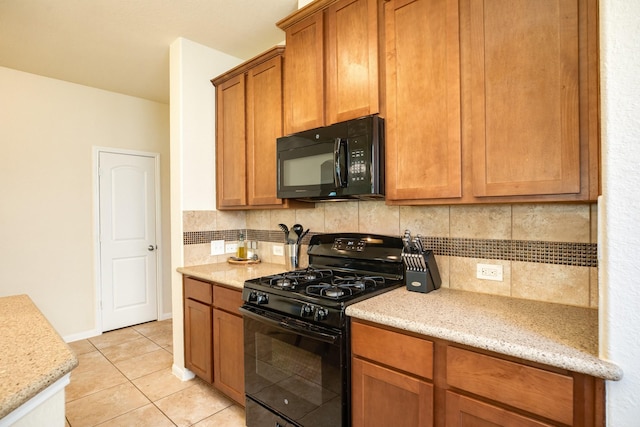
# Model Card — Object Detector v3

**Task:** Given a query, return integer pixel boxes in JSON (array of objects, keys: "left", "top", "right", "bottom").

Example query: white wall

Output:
[
  {"left": 169, "top": 37, "right": 242, "bottom": 375},
  {"left": 177, "top": 39, "right": 243, "bottom": 211},
  {"left": 600, "top": 0, "right": 640, "bottom": 423},
  {"left": 0, "top": 66, "right": 170, "bottom": 339}
]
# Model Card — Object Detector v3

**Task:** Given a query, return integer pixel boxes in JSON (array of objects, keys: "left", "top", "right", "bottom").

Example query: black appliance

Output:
[
  {"left": 240, "top": 233, "right": 404, "bottom": 427},
  {"left": 276, "top": 115, "right": 384, "bottom": 201}
]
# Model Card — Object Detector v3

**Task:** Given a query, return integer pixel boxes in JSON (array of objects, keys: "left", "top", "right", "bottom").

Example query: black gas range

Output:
[{"left": 240, "top": 233, "right": 404, "bottom": 427}]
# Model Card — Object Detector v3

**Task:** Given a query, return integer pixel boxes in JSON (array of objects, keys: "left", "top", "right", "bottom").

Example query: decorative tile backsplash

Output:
[
  {"left": 185, "top": 231, "right": 597, "bottom": 268},
  {"left": 182, "top": 202, "right": 598, "bottom": 308}
]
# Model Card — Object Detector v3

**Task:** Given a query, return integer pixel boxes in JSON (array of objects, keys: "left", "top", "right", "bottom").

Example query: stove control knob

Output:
[
  {"left": 255, "top": 292, "right": 268, "bottom": 305},
  {"left": 300, "top": 304, "right": 313, "bottom": 317},
  {"left": 247, "top": 291, "right": 258, "bottom": 302},
  {"left": 314, "top": 307, "right": 328, "bottom": 321}
]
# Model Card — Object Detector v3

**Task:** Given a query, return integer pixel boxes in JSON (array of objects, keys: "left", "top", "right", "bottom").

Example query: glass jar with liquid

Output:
[{"left": 237, "top": 232, "right": 247, "bottom": 259}]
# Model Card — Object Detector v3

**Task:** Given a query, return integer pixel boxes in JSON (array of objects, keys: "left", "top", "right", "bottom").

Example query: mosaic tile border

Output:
[
  {"left": 183, "top": 230, "right": 597, "bottom": 267},
  {"left": 421, "top": 237, "right": 597, "bottom": 267},
  {"left": 183, "top": 229, "right": 315, "bottom": 246}
]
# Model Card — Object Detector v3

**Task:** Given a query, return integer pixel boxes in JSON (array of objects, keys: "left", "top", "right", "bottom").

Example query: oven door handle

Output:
[{"left": 240, "top": 306, "right": 340, "bottom": 345}]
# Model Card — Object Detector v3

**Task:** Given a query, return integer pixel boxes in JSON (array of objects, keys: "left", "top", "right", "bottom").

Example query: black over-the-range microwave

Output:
[{"left": 276, "top": 114, "right": 384, "bottom": 201}]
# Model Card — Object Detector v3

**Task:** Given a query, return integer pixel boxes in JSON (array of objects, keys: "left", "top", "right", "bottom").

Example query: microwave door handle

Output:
[{"left": 334, "top": 138, "right": 347, "bottom": 188}]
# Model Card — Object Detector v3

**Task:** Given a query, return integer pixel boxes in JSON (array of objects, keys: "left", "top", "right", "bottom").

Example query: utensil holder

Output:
[
  {"left": 402, "top": 250, "right": 442, "bottom": 294},
  {"left": 285, "top": 243, "right": 300, "bottom": 270}
]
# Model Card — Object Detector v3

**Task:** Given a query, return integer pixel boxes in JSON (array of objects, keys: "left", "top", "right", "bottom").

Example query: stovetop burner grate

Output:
[
  {"left": 305, "top": 274, "right": 387, "bottom": 300},
  {"left": 264, "top": 268, "right": 334, "bottom": 290}
]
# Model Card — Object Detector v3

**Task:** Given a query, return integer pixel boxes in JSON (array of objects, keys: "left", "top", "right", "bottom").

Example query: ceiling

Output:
[{"left": 0, "top": 0, "right": 299, "bottom": 104}]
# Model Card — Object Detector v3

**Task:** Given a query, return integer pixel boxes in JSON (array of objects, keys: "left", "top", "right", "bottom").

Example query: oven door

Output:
[{"left": 240, "top": 305, "right": 347, "bottom": 427}]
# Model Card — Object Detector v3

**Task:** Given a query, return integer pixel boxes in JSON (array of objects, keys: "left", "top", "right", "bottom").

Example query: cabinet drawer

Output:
[
  {"left": 213, "top": 285, "right": 243, "bottom": 315},
  {"left": 184, "top": 277, "right": 213, "bottom": 305},
  {"left": 351, "top": 321, "right": 433, "bottom": 379},
  {"left": 446, "top": 346, "right": 573, "bottom": 425},
  {"left": 445, "top": 391, "right": 556, "bottom": 427}
]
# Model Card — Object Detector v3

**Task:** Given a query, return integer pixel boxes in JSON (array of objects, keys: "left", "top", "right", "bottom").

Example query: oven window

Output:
[{"left": 244, "top": 315, "right": 344, "bottom": 427}]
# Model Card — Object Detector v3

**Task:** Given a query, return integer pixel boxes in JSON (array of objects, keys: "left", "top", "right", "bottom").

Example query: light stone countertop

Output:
[
  {"left": 177, "top": 262, "right": 288, "bottom": 289},
  {"left": 0, "top": 294, "right": 79, "bottom": 419},
  {"left": 346, "top": 287, "right": 623, "bottom": 381},
  {"left": 177, "top": 263, "right": 622, "bottom": 381}
]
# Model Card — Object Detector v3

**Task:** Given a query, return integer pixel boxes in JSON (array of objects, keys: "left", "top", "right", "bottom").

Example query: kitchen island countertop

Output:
[
  {"left": 0, "top": 294, "right": 78, "bottom": 420},
  {"left": 346, "top": 287, "right": 622, "bottom": 381}
]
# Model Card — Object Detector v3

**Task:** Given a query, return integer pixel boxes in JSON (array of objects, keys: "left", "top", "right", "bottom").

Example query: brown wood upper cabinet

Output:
[
  {"left": 384, "top": 0, "right": 463, "bottom": 201},
  {"left": 278, "top": 0, "right": 381, "bottom": 134},
  {"left": 212, "top": 47, "right": 305, "bottom": 210},
  {"left": 385, "top": 0, "right": 600, "bottom": 204}
]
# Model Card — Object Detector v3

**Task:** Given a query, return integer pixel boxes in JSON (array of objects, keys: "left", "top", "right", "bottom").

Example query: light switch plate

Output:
[
  {"left": 273, "top": 244, "right": 284, "bottom": 256},
  {"left": 210, "top": 240, "right": 225, "bottom": 255},
  {"left": 225, "top": 242, "right": 238, "bottom": 254}
]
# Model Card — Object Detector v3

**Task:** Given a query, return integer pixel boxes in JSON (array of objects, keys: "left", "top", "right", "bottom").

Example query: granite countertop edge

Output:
[
  {"left": 177, "top": 262, "right": 288, "bottom": 290},
  {"left": 0, "top": 295, "right": 79, "bottom": 420},
  {"left": 177, "top": 263, "right": 622, "bottom": 382},
  {"left": 346, "top": 287, "right": 623, "bottom": 381}
]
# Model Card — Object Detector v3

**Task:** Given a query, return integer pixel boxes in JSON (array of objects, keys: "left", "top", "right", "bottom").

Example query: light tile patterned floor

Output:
[{"left": 65, "top": 320, "right": 246, "bottom": 426}]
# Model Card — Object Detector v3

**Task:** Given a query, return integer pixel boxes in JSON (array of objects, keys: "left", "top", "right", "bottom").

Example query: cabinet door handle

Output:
[{"left": 148, "top": 245, "right": 157, "bottom": 251}]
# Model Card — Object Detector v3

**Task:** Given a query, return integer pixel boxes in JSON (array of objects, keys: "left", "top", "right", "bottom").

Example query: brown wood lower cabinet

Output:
[
  {"left": 351, "top": 320, "right": 434, "bottom": 427},
  {"left": 445, "top": 391, "right": 555, "bottom": 427},
  {"left": 351, "top": 319, "right": 605, "bottom": 427},
  {"left": 446, "top": 346, "right": 574, "bottom": 425},
  {"left": 212, "top": 286, "right": 245, "bottom": 404},
  {"left": 184, "top": 297, "right": 213, "bottom": 383},
  {"left": 183, "top": 276, "right": 244, "bottom": 405},
  {"left": 352, "top": 357, "right": 433, "bottom": 426}
]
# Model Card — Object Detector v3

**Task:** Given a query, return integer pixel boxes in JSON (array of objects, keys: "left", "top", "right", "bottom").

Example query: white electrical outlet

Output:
[
  {"left": 273, "top": 244, "right": 284, "bottom": 256},
  {"left": 225, "top": 242, "right": 238, "bottom": 254},
  {"left": 210, "top": 240, "right": 225, "bottom": 255},
  {"left": 476, "top": 263, "right": 503, "bottom": 281}
]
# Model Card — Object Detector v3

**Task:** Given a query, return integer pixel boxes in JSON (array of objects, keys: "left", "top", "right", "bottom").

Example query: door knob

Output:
[{"left": 148, "top": 245, "right": 157, "bottom": 251}]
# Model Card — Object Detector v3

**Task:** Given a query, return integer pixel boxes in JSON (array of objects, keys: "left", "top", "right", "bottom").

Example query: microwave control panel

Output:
[{"left": 349, "top": 136, "right": 369, "bottom": 183}]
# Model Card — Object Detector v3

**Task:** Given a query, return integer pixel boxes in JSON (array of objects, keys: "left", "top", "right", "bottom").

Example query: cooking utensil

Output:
[
  {"left": 278, "top": 223, "right": 291, "bottom": 243},
  {"left": 292, "top": 224, "right": 303, "bottom": 243},
  {"left": 297, "top": 228, "right": 310, "bottom": 244}
]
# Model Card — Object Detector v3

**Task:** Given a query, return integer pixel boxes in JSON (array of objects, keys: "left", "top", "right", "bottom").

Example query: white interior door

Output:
[{"left": 99, "top": 151, "right": 158, "bottom": 332}]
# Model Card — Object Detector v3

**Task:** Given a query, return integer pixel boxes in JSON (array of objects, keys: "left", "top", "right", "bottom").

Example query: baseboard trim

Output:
[
  {"left": 172, "top": 364, "right": 195, "bottom": 381},
  {"left": 64, "top": 328, "right": 101, "bottom": 343}
]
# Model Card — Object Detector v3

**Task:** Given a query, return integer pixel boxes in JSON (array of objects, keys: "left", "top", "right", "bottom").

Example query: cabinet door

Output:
[
  {"left": 326, "top": 0, "right": 379, "bottom": 124},
  {"left": 463, "top": 0, "right": 581, "bottom": 197},
  {"left": 213, "top": 308, "right": 244, "bottom": 405},
  {"left": 384, "top": 0, "right": 462, "bottom": 201},
  {"left": 352, "top": 357, "right": 433, "bottom": 427},
  {"left": 184, "top": 298, "right": 213, "bottom": 383},
  {"left": 445, "top": 391, "right": 555, "bottom": 427},
  {"left": 246, "top": 55, "right": 284, "bottom": 206},
  {"left": 216, "top": 74, "right": 247, "bottom": 208},
  {"left": 283, "top": 12, "right": 325, "bottom": 134}
]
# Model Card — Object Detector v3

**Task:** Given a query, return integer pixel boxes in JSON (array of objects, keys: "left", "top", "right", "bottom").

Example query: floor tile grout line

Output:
[
  {"left": 100, "top": 344, "right": 190, "bottom": 427},
  {"left": 68, "top": 321, "right": 235, "bottom": 427},
  {"left": 67, "top": 333, "right": 179, "bottom": 426}
]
